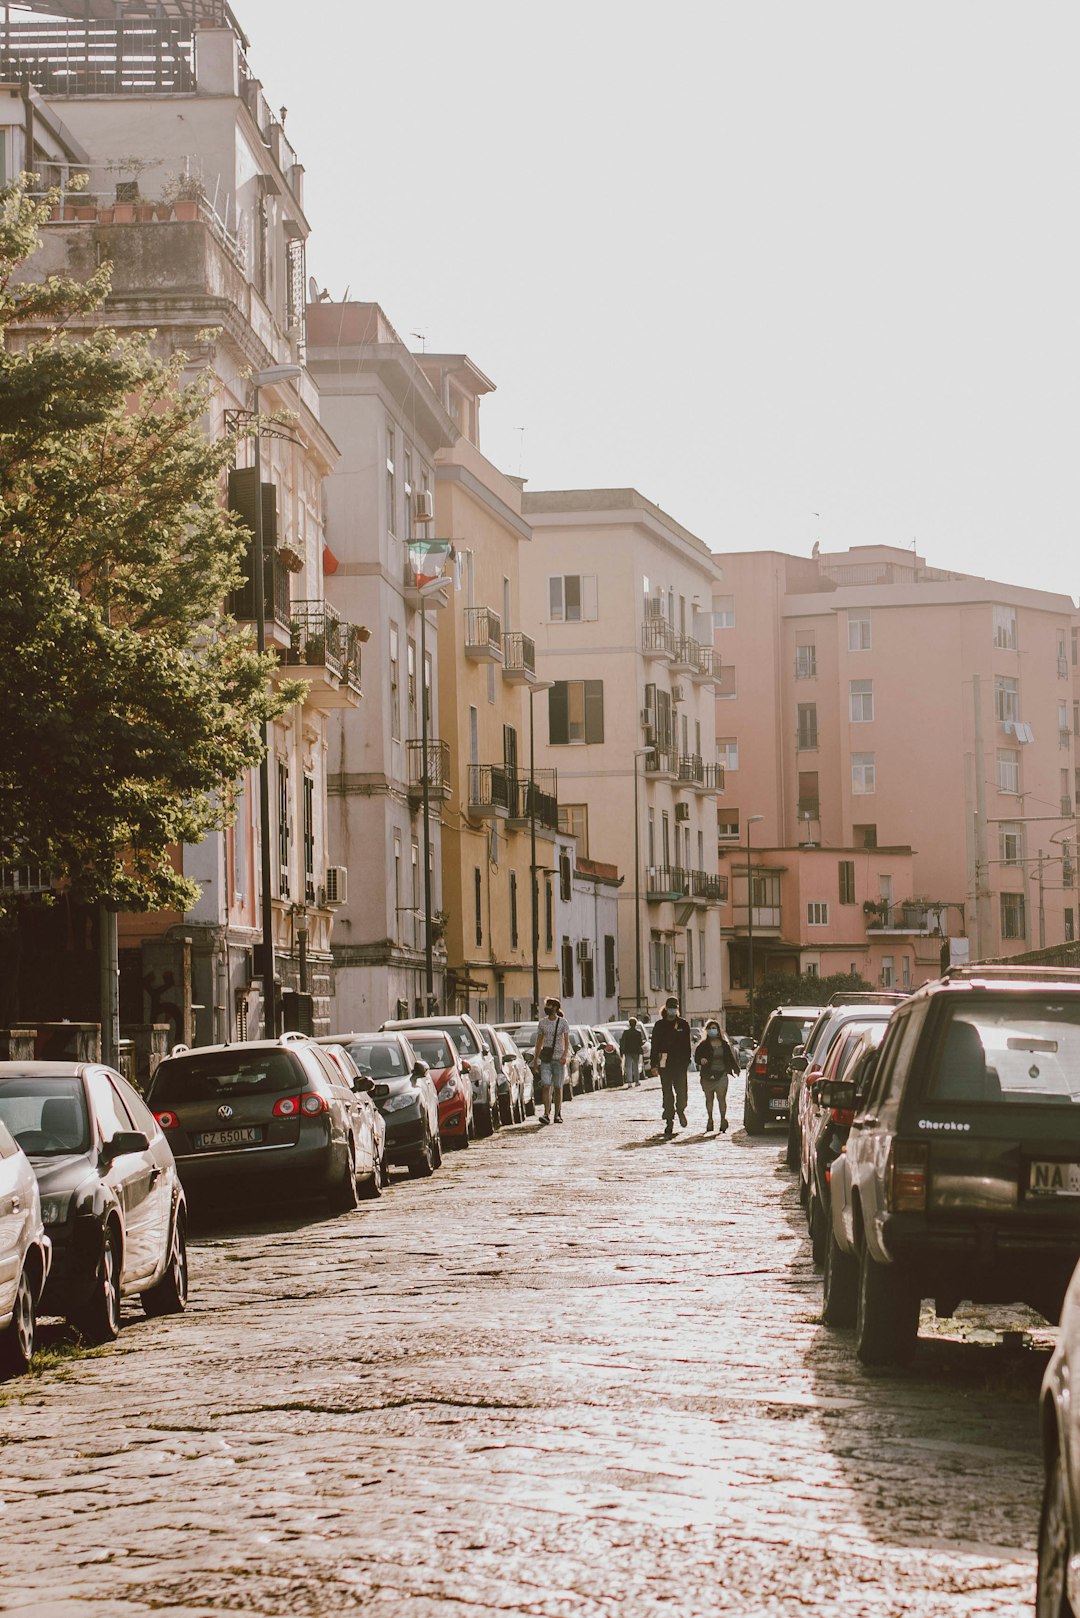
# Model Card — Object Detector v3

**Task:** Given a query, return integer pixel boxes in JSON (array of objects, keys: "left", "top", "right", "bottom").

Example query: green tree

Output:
[
  {"left": 0, "top": 178, "right": 299, "bottom": 914},
  {"left": 751, "top": 970, "right": 875, "bottom": 1034}
]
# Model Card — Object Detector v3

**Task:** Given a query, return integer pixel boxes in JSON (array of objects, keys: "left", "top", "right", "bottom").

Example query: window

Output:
[
  {"left": 839, "top": 860, "right": 856, "bottom": 905},
  {"left": 393, "top": 831, "right": 402, "bottom": 941},
  {"left": 277, "top": 759, "right": 291, "bottom": 897},
  {"left": 713, "top": 595, "right": 735, "bottom": 629},
  {"left": 87, "top": 1072, "right": 135, "bottom": 1142},
  {"left": 851, "top": 753, "right": 876, "bottom": 795},
  {"left": 386, "top": 425, "right": 396, "bottom": 535},
  {"left": 403, "top": 449, "right": 413, "bottom": 540},
  {"left": 718, "top": 810, "right": 740, "bottom": 840},
  {"left": 993, "top": 605, "right": 1017, "bottom": 650},
  {"left": 548, "top": 574, "right": 597, "bottom": 623},
  {"left": 549, "top": 681, "right": 604, "bottom": 745},
  {"left": 1000, "top": 823, "right": 1024, "bottom": 865},
  {"left": 1074, "top": 627, "right": 1079, "bottom": 668},
  {"left": 997, "top": 748, "right": 1021, "bottom": 794},
  {"left": 848, "top": 612, "right": 871, "bottom": 651},
  {"left": 389, "top": 624, "right": 400, "bottom": 741},
  {"left": 805, "top": 961, "right": 819, "bottom": 978},
  {"left": 474, "top": 867, "right": 483, "bottom": 946},
  {"left": 994, "top": 675, "right": 1020, "bottom": 723},
  {"left": 303, "top": 774, "right": 315, "bottom": 902},
  {"left": 647, "top": 806, "right": 655, "bottom": 866},
  {"left": 849, "top": 679, "right": 874, "bottom": 722},
  {"left": 557, "top": 804, "right": 589, "bottom": 853},
  {"left": 604, "top": 935, "right": 616, "bottom": 998},
  {"left": 795, "top": 642, "right": 817, "bottom": 679},
  {"left": 509, "top": 871, "right": 519, "bottom": 949},
  {"left": 1000, "top": 891, "right": 1026, "bottom": 940},
  {"left": 407, "top": 637, "right": 417, "bottom": 709},
  {"left": 411, "top": 841, "right": 420, "bottom": 945},
  {"left": 853, "top": 823, "right": 877, "bottom": 850},
  {"left": 1074, "top": 702, "right": 1079, "bottom": 738},
  {"left": 807, "top": 902, "right": 829, "bottom": 927},
  {"left": 716, "top": 663, "right": 737, "bottom": 700},
  {"left": 797, "top": 770, "right": 819, "bottom": 820},
  {"left": 580, "top": 946, "right": 595, "bottom": 999},
  {"left": 559, "top": 849, "right": 572, "bottom": 901},
  {"left": 1059, "top": 630, "right": 1068, "bottom": 673},
  {"left": 717, "top": 739, "right": 739, "bottom": 771},
  {"left": 487, "top": 663, "right": 496, "bottom": 704},
  {"left": 797, "top": 703, "right": 818, "bottom": 750},
  {"left": 686, "top": 928, "right": 694, "bottom": 989},
  {"left": 698, "top": 928, "right": 706, "bottom": 988},
  {"left": 424, "top": 651, "right": 432, "bottom": 724},
  {"left": 561, "top": 938, "right": 574, "bottom": 997},
  {"left": 469, "top": 706, "right": 479, "bottom": 769},
  {"left": 545, "top": 876, "right": 554, "bottom": 949},
  {"left": 1075, "top": 767, "right": 1080, "bottom": 806},
  {"left": 881, "top": 956, "right": 895, "bottom": 989},
  {"left": 1067, "top": 910, "right": 1076, "bottom": 944},
  {"left": 1063, "top": 769, "right": 1073, "bottom": 816},
  {"left": 902, "top": 957, "right": 911, "bottom": 989},
  {"left": 1061, "top": 701, "right": 1071, "bottom": 739}
]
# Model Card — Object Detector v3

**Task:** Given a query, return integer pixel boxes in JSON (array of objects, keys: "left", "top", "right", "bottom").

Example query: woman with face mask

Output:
[{"left": 694, "top": 1020, "right": 737, "bottom": 1133}]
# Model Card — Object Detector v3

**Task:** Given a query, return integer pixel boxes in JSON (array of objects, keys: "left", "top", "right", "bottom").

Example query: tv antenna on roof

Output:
[{"left": 411, "top": 331, "right": 427, "bottom": 352}]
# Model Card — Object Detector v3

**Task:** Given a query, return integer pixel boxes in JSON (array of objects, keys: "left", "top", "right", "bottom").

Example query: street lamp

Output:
[
  {"left": 250, "top": 364, "right": 302, "bottom": 1038},
  {"left": 417, "top": 576, "right": 449, "bottom": 1013},
  {"left": 632, "top": 747, "right": 653, "bottom": 1015},
  {"left": 528, "top": 678, "right": 555, "bottom": 1018},
  {"left": 745, "top": 814, "right": 764, "bottom": 1037}
]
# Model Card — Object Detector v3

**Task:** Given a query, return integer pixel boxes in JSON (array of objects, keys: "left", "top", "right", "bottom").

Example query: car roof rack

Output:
[
  {"left": 827, "top": 991, "right": 909, "bottom": 1005},
  {"left": 941, "top": 964, "right": 1080, "bottom": 983}
]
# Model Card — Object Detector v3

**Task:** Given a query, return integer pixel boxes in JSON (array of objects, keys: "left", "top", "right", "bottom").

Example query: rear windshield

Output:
[
  {"left": 0, "top": 1076, "right": 91, "bottom": 1155},
  {"left": 425, "top": 1023, "right": 480, "bottom": 1057},
  {"left": 766, "top": 1016, "right": 816, "bottom": 1051},
  {"left": 150, "top": 1051, "right": 302, "bottom": 1105},
  {"left": 342, "top": 1041, "right": 409, "bottom": 1079},
  {"left": 407, "top": 1035, "right": 454, "bottom": 1068},
  {"left": 925, "top": 1001, "right": 1080, "bottom": 1107},
  {"left": 506, "top": 1024, "right": 538, "bottom": 1049}
]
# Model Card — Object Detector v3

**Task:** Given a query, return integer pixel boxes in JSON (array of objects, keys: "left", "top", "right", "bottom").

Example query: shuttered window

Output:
[{"left": 549, "top": 681, "right": 604, "bottom": 745}]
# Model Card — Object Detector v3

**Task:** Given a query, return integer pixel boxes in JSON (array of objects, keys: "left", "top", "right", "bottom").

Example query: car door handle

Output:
[
  {"left": 10, "top": 1197, "right": 19, "bottom": 1212},
  {"left": 148, "top": 1168, "right": 161, "bottom": 1188}
]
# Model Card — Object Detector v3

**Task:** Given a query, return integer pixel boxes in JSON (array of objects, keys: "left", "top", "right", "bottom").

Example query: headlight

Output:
[
  {"left": 383, "top": 1092, "right": 417, "bottom": 1113},
  {"left": 438, "top": 1079, "right": 459, "bottom": 1099},
  {"left": 40, "top": 1194, "right": 73, "bottom": 1226}
]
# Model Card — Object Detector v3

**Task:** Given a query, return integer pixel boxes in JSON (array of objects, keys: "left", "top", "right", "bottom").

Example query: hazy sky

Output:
[{"left": 247, "top": 1, "right": 1079, "bottom": 598}]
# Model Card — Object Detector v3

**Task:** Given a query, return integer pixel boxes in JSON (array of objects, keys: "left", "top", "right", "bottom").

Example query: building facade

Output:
[{"left": 519, "top": 489, "right": 725, "bottom": 1022}]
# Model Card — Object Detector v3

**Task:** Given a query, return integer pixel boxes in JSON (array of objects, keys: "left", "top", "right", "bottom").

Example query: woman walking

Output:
[{"left": 695, "top": 1020, "right": 737, "bottom": 1133}]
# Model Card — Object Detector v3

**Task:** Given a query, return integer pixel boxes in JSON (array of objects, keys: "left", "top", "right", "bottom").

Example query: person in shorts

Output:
[
  {"left": 533, "top": 997, "right": 570, "bottom": 1124},
  {"left": 695, "top": 1020, "right": 737, "bottom": 1133}
]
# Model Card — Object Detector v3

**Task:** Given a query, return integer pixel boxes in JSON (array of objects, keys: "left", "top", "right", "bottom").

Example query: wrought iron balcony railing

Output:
[
  {"left": 467, "top": 763, "right": 514, "bottom": 815},
  {"left": 508, "top": 770, "right": 559, "bottom": 831},
  {"left": 642, "top": 618, "right": 676, "bottom": 658},
  {"left": 287, "top": 600, "right": 362, "bottom": 693},
  {"left": 677, "top": 754, "right": 705, "bottom": 786},
  {"left": 464, "top": 606, "right": 503, "bottom": 660},
  {"left": 0, "top": 17, "right": 197, "bottom": 96},
  {"left": 645, "top": 865, "right": 691, "bottom": 899},
  {"left": 502, "top": 630, "right": 536, "bottom": 681},
  {"left": 406, "top": 738, "right": 452, "bottom": 799},
  {"left": 228, "top": 549, "right": 291, "bottom": 633},
  {"left": 643, "top": 747, "right": 678, "bottom": 776}
]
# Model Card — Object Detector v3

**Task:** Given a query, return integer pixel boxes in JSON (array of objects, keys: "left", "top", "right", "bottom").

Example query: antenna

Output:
[{"left": 411, "top": 331, "right": 427, "bottom": 353}]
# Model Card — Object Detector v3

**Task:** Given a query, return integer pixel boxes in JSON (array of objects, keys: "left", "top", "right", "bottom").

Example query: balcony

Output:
[
  {"left": 467, "top": 764, "right": 514, "bottom": 818},
  {"left": 228, "top": 549, "right": 292, "bottom": 644},
  {"left": 865, "top": 901, "right": 939, "bottom": 935},
  {"left": 699, "top": 763, "right": 725, "bottom": 794},
  {"left": 502, "top": 631, "right": 537, "bottom": 684},
  {"left": 406, "top": 738, "right": 453, "bottom": 803},
  {"left": 670, "top": 635, "right": 699, "bottom": 675},
  {"left": 645, "top": 865, "right": 691, "bottom": 902},
  {"left": 642, "top": 618, "right": 675, "bottom": 661},
  {"left": 643, "top": 747, "right": 678, "bottom": 779},
  {"left": 0, "top": 16, "right": 198, "bottom": 96},
  {"left": 464, "top": 606, "right": 504, "bottom": 662},
  {"left": 507, "top": 770, "right": 560, "bottom": 832},
  {"left": 690, "top": 869, "right": 724, "bottom": 903},
  {"left": 677, "top": 754, "right": 705, "bottom": 789},
  {"left": 690, "top": 645, "right": 717, "bottom": 682},
  {"left": 279, "top": 600, "right": 363, "bottom": 709}
]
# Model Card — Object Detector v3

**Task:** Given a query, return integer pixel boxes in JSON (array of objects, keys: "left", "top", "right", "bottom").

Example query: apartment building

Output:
[
  {"left": 519, "top": 490, "right": 725, "bottom": 1020},
  {"left": 414, "top": 355, "right": 562, "bottom": 1024},
  {"left": 8, "top": 5, "right": 359, "bottom": 1044},
  {"left": 714, "top": 543, "right": 1080, "bottom": 1008},
  {"left": 306, "top": 305, "right": 456, "bottom": 1027},
  {"left": 550, "top": 839, "right": 622, "bottom": 1025}
]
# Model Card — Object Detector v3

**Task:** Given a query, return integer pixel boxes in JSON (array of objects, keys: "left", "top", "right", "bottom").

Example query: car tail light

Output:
[
  {"left": 301, "top": 1092, "right": 329, "bottom": 1116},
  {"left": 754, "top": 1052, "right": 768, "bottom": 1074},
  {"left": 272, "top": 1095, "right": 301, "bottom": 1117},
  {"left": 154, "top": 1110, "right": 178, "bottom": 1130},
  {"left": 830, "top": 1107, "right": 855, "bottom": 1127},
  {"left": 888, "top": 1141, "right": 929, "bottom": 1212}
]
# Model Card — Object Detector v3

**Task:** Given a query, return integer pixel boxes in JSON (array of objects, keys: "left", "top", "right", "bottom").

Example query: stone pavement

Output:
[{"left": 0, "top": 1071, "right": 1047, "bottom": 1617}]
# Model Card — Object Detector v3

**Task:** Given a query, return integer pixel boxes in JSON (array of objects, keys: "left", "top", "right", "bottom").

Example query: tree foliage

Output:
[
  {"left": 0, "top": 178, "right": 299, "bottom": 913},
  {"left": 751, "top": 970, "right": 875, "bottom": 1034}
]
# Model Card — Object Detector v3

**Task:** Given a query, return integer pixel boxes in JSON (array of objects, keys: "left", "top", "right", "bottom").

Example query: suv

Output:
[
  {"left": 743, "top": 1007, "right": 821, "bottom": 1133},
  {"left": 826, "top": 966, "right": 1080, "bottom": 1367},
  {"left": 382, "top": 1014, "right": 500, "bottom": 1136}
]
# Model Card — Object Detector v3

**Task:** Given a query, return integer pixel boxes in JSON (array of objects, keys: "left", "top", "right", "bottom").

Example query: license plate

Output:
[
  {"left": 192, "top": 1127, "right": 262, "bottom": 1150},
  {"left": 1029, "top": 1160, "right": 1080, "bottom": 1198},
  {"left": 769, "top": 1098, "right": 787, "bottom": 1112}
]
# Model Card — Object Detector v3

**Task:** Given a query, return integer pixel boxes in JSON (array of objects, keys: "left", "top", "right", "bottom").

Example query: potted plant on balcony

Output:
[
  {"left": 303, "top": 633, "right": 326, "bottom": 666},
  {"left": 160, "top": 172, "right": 206, "bottom": 222}
]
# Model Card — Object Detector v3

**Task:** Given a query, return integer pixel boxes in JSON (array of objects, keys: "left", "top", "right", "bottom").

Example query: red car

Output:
[{"left": 402, "top": 1030, "right": 474, "bottom": 1147}]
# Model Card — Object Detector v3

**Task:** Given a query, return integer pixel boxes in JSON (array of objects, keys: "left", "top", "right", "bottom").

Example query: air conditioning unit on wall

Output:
[
  {"left": 671, "top": 684, "right": 685, "bottom": 703},
  {"left": 414, "top": 489, "right": 434, "bottom": 522},
  {"left": 576, "top": 939, "right": 593, "bottom": 963},
  {"left": 674, "top": 803, "right": 690, "bottom": 823},
  {"left": 323, "top": 865, "right": 348, "bottom": 906}
]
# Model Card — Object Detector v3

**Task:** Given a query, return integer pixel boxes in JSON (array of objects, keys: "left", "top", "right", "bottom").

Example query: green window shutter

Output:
[
  {"left": 549, "top": 682, "right": 569, "bottom": 746},
  {"left": 584, "top": 681, "right": 605, "bottom": 744}
]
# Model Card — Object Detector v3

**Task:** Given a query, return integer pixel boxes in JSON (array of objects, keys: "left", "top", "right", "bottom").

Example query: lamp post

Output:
[
  {"left": 249, "top": 364, "right": 301, "bottom": 1038},
  {"left": 745, "top": 813, "right": 764, "bottom": 1037},
  {"left": 417, "top": 577, "right": 448, "bottom": 1013},
  {"left": 528, "top": 678, "right": 555, "bottom": 1018},
  {"left": 632, "top": 747, "right": 652, "bottom": 1015}
]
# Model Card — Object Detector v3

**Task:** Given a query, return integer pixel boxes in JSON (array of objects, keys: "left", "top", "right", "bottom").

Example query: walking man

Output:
[
  {"left": 695, "top": 1020, "right": 738, "bottom": 1133},
  {"left": 533, "top": 996, "right": 570, "bottom": 1125},
  {"left": 619, "top": 1016, "right": 646, "bottom": 1086},
  {"left": 649, "top": 995, "right": 692, "bottom": 1137}
]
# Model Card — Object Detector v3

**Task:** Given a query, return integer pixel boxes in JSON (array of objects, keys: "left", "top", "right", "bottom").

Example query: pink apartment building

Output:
[{"left": 714, "top": 544, "right": 1080, "bottom": 1010}]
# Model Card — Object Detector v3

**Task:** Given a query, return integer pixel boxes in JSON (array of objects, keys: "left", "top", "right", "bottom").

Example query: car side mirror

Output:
[
  {"left": 101, "top": 1130, "right": 150, "bottom": 1163},
  {"left": 412, "top": 1061, "right": 429, "bottom": 1080},
  {"left": 792, "top": 1044, "right": 805, "bottom": 1059},
  {"left": 351, "top": 1074, "right": 375, "bottom": 1094},
  {"left": 791, "top": 1054, "right": 809, "bottom": 1072},
  {"left": 813, "top": 1080, "right": 856, "bottom": 1111}
]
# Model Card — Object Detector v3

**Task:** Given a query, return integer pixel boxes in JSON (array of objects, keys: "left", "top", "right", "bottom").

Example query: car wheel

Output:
[
  {"left": 822, "top": 1227, "right": 857, "bottom": 1327},
  {"left": 743, "top": 1096, "right": 764, "bottom": 1136},
  {"left": 475, "top": 1105, "right": 494, "bottom": 1139},
  {"left": 141, "top": 1214, "right": 189, "bottom": 1317},
  {"left": 328, "top": 1144, "right": 359, "bottom": 1214},
  {"left": 358, "top": 1146, "right": 383, "bottom": 1199},
  {"left": 809, "top": 1191, "right": 826, "bottom": 1269},
  {"left": 1037, "top": 1445, "right": 1072, "bottom": 1618},
  {"left": 499, "top": 1095, "right": 512, "bottom": 1127},
  {"left": 74, "top": 1223, "right": 122, "bottom": 1345},
  {"left": 0, "top": 1266, "right": 37, "bottom": 1379},
  {"left": 785, "top": 1114, "right": 800, "bottom": 1170},
  {"left": 855, "top": 1241, "right": 920, "bottom": 1367},
  {"left": 408, "top": 1134, "right": 436, "bottom": 1178}
]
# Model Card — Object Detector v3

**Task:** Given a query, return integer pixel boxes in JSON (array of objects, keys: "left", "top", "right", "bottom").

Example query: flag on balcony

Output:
[{"left": 407, "top": 539, "right": 456, "bottom": 589}]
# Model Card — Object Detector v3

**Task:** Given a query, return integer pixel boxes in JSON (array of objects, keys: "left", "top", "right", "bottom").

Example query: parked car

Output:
[
  {"left": 494, "top": 1022, "right": 580, "bottom": 1102},
  {"left": 743, "top": 1007, "right": 820, "bottom": 1134},
  {"left": 382, "top": 1015, "right": 500, "bottom": 1136},
  {"left": 317, "top": 1042, "right": 388, "bottom": 1189},
  {"left": 0, "top": 1061, "right": 187, "bottom": 1344},
  {"left": 0, "top": 1119, "right": 51, "bottom": 1377},
  {"left": 570, "top": 1026, "right": 602, "bottom": 1092},
  {"left": 488, "top": 1030, "right": 532, "bottom": 1124},
  {"left": 1039, "top": 1254, "right": 1080, "bottom": 1615},
  {"left": 734, "top": 1037, "right": 756, "bottom": 1070},
  {"left": 786, "top": 992, "right": 908, "bottom": 1168},
  {"left": 826, "top": 965, "right": 1080, "bottom": 1366},
  {"left": 148, "top": 1037, "right": 379, "bottom": 1212},
  {"left": 795, "top": 1007, "right": 898, "bottom": 1205},
  {"left": 592, "top": 1027, "right": 625, "bottom": 1087},
  {"left": 395, "top": 1029, "right": 474, "bottom": 1147},
  {"left": 327, "top": 1033, "right": 441, "bottom": 1178},
  {"left": 802, "top": 1021, "right": 889, "bottom": 1265}
]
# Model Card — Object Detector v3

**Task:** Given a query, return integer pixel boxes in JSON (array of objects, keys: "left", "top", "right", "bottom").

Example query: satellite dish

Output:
[{"left": 308, "top": 274, "right": 320, "bottom": 303}]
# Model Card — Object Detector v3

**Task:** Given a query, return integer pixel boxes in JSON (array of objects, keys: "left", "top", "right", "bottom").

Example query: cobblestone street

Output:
[{"left": 0, "top": 1073, "right": 1048, "bottom": 1617}]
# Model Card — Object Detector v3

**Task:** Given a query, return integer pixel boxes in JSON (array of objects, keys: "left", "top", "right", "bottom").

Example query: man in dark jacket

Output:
[
  {"left": 649, "top": 995, "right": 692, "bottom": 1137},
  {"left": 619, "top": 1017, "right": 646, "bottom": 1086}
]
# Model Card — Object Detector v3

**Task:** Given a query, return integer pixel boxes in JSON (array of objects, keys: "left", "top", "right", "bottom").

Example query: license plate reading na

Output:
[
  {"left": 193, "top": 1127, "right": 261, "bottom": 1150},
  {"left": 1029, "top": 1160, "right": 1080, "bottom": 1198},
  {"left": 769, "top": 1098, "right": 787, "bottom": 1112}
]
